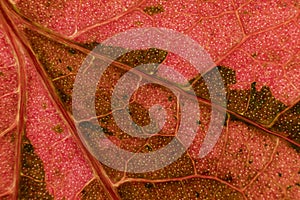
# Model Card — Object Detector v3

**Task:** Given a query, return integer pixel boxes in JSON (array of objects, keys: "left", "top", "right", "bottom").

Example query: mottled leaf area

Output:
[
  {"left": 22, "top": 27, "right": 300, "bottom": 199},
  {"left": 19, "top": 136, "right": 53, "bottom": 200},
  {"left": 0, "top": 0, "right": 299, "bottom": 199}
]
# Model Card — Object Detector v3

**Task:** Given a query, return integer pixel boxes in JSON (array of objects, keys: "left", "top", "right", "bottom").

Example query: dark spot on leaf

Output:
[
  {"left": 102, "top": 127, "right": 114, "bottom": 136},
  {"left": 129, "top": 102, "right": 151, "bottom": 126},
  {"left": 143, "top": 5, "right": 164, "bottom": 16},
  {"left": 122, "top": 94, "right": 128, "bottom": 100},
  {"left": 216, "top": 66, "right": 236, "bottom": 85},
  {"left": 201, "top": 170, "right": 210, "bottom": 175},
  {"left": 100, "top": 116, "right": 110, "bottom": 123},
  {"left": 52, "top": 124, "right": 63, "bottom": 133},
  {"left": 79, "top": 121, "right": 100, "bottom": 130},
  {"left": 68, "top": 48, "right": 76, "bottom": 54},
  {"left": 223, "top": 114, "right": 231, "bottom": 127},
  {"left": 168, "top": 96, "right": 173, "bottom": 101},
  {"left": 42, "top": 102, "right": 47, "bottom": 109},
  {"left": 56, "top": 88, "right": 71, "bottom": 105},
  {"left": 67, "top": 66, "right": 73, "bottom": 71},
  {"left": 223, "top": 173, "right": 233, "bottom": 182},
  {"left": 248, "top": 160, "right": 253, "bottom": 164},
  {"left": 79, "top": 42, "right": 100, "bottom": 50},
  {"left": 251, "top": 82, "right": 257, "bottom": 90},
  {"left": 79, "top": 179, "right": 110, "bottom": 199},
  {"left": 81, "top": 188, "right": 87, "bottom": 195},
  {"left": 20, "top": 136, "right": 53, "bottom": 199},
  {"left": 195, "top": 191, "right": 200, "bottom": 197},
  {"left": 190, "top": 66, "right": 236, "bottom": 106},
  {"left": 24, "top": 143, "right": 34, "bottom": 153},
  {"left": 243, "top": 82, "right": 287, "bottom": 125},
  {"left": 273, "top": 102, "right": 300, "bottom": 147},
  {"left": 145, "top": 145, "right": 153, "bottom": 151},
  {"left": 78, "top": 121, "right": 105, "bottom": 143},
  {"left": 291, "top": 142, "right": 300, "bottom": 151},
  {"left": 20, "top": 177, "right": 54, "bottom": 199},
  {"left": 278, "top": 172, "right": 282, "bottom": 177},
  {"left": 251, "top": 52, "right": 258, "bottom": 58},
  {"left": 117, "top": 48, "right": 167, "bottom": 69},
  {"left": 144, "top": 182, "right": 154, "bottom": 189},
  {"left": 296, "top": 183, "right": 300, "bottom": 187},
  {"left": 134, "top": 21, "right": 143, "bottom": 26}
]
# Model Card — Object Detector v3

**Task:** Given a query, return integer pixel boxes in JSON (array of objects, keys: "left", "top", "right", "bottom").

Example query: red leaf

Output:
[{"left": 0, "top": 0, "right": 299, "bottom": 199}]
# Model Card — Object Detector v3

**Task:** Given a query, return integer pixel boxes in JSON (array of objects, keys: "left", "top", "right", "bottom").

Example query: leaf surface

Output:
[{"left": 0, "top": 0, "right": 299, "bottom": 199}]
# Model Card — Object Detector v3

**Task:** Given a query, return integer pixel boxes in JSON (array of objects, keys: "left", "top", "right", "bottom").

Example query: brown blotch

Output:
[
  {"left": 78, "top": 179, "right": 111, "bottom": 200},
  {"left": 19, "top": 136, "right": 53, "bottom": 199},
  {"left": 143, "top": 5, "right": 164, "bottom": 16},
  {"left": 129, "top": 102, "right": 151, "bottom": 126},
  {"left": 272, "top": 102, "right": 300, "bottom": 146},
  {"left": 244, "top": 82, "right": 286, "bottom": 125},
  {"left": 78, "top": 41, "right": 100, "bottom": 50}
]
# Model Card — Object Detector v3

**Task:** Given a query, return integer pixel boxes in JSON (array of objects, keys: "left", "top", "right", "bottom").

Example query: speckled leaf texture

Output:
[{"left": 0, "top": 0, "right": 299, "bottom": 199}]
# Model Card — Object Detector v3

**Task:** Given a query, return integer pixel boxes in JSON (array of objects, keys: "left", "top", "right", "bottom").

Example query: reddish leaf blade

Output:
[{"left": 0, "top": 0, "right": 299, "bottom": 199}]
